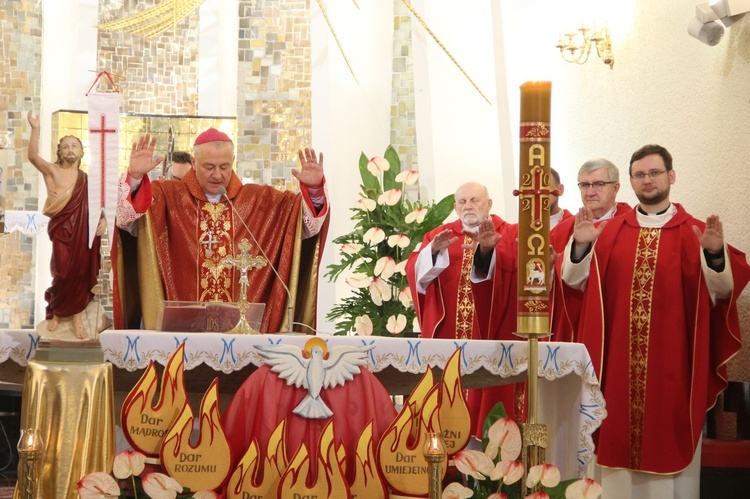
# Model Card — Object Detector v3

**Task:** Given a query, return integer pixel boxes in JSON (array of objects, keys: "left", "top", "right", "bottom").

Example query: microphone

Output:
[{"left": 218, "top": 186, "right": 296, "bottom": 334}]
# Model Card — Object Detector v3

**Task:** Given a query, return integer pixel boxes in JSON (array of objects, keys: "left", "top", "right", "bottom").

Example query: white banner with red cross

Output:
[{"left": 86, "top": 72, "right": 120, "bottom": 247}]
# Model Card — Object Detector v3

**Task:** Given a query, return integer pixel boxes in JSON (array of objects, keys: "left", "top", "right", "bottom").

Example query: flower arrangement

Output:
[
  {"left": 77, "top": 450, "right": 219, "bottom": 499},
  {"left": 325, "top": 146, "right": 454, "bottom": 336},
  {"left": 444, "top": 404, "right": 602, "bottom": 499}
]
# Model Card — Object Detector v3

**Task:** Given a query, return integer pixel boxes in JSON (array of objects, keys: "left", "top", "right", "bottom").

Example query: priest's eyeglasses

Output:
[
  {"left": 577, "top": 181, "right": 616, "bottom": 191},
  {"left": 630, "top": 170, "right": 668, "bottom": 181}
]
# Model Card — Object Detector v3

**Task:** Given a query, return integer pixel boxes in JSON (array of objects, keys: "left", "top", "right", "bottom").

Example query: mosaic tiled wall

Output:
[
  {"left": 235, "top": 0, "right": 312, "bottom": 189},
  {"left": 0, "top": 0, "right": 42, "bottom": 329},
  {"left": 391, "top": 0, "right": 419, "bottom": 187},
  {"left": 97, "top": 0, "right": 200, "bottom": 116}
]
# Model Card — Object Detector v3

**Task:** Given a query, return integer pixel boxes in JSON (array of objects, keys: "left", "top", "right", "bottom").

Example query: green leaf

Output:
[
  {"left": 359, "top": 152, "right": 381, "bottom": 192},
  {"left": 382, "top": 145, "right": 401, "bottom": 191},
  {"left": 421, "top": 194, "right": 455, "bottom": 229}
]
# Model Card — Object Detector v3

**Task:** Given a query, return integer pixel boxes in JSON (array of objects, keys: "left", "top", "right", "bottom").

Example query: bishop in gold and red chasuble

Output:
[{"left": 113, "top": 131, "right": 329, "bottom": 333}]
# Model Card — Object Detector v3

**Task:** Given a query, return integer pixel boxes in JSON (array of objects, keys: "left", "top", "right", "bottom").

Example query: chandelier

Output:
[{"left": 555, "top": 25, "right": 614, "bottom": 68}]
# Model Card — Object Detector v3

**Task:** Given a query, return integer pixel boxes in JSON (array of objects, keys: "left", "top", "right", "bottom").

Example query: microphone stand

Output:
[{"left": 218, "top": 187, "right": 295, "bottom": 334}]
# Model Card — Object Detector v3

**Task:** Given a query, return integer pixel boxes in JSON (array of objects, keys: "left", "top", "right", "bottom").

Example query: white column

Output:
[
  {"left": 311, "top": 1, "right": 394, "bottom": 334},
  {"left": 411, "top": 0, "right": 509, "bottom": 219},
  {"left": 34, "top": 0, "right": 98, "bottom": 326},
  {"left": 198, "top": 0, "right": 239, "bottom": 116}
]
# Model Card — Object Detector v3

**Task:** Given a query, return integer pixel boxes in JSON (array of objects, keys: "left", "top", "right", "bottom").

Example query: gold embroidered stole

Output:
[
  {"left": 628, "top": 227, "right": 660, "bottom": 468},
  {"left": 455, "top": 235, "right": 477, "bottom": 340},
  {"left": 197, "top": 201, "right": 233, "bottom": 302}
]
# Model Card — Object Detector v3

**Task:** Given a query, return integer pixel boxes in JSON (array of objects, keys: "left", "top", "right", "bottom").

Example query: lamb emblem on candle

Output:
[{"left": 255, "top": 338, "right": 374, "bottom": 418}]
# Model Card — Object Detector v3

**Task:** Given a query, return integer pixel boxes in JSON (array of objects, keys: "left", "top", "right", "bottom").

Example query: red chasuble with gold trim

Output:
[
  {"left": 577, "top": 204, "right": 750, "bottom": 473},
  {"left": 549, "top": 202, "right": 631, "bottom": 342},
  {"left": 407, "top": 215, "right": 521, "bottom": 433},
  {"left": 407, "top": 216, "right": 517, "bottom": 340},
  {"left": 114, "top": 168, "right": 327, "bottom": 333}
]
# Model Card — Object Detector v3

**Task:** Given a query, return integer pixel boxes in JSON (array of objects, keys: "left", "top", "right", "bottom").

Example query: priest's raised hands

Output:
[{"left": 571, "top": 206, "right": 607, "bottom": 261}]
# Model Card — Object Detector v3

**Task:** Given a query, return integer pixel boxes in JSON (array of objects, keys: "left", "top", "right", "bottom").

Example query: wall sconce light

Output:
[
  {"left": 688, "top": 1, "right": 750, "bottom": 46},
  {"left": 555, "top": 25, "right": 614, "bottom": 68}
]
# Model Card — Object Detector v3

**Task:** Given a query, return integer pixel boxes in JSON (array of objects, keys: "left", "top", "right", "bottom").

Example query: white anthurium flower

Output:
[
  {"left": 486, "top": 417, "right": 523, "bottom": 461},
  {"left": 489, "top": 460, "right": 524, "bottom": 485},
  {"left": 363, "top": 227, "right": 386, "bottom": 246},
  {"left": 341, "top": 243, "right": 364, "bottom": 255},
  {"left": 375, "top": 256, "right": 396, "bottom": 279},
  {"left": 112, "top": 450, "right": 147, "bottom": 479},
  {"left": 393, "top": 260, "right": 407, "bottom": 275},
  {"left": 387, "top": 233, "right": 410, "bottom": 248},
  {"left": 526, "top": 463, "right": 561, "bottom": 489},
  {"left": 369, "top": 277, "right": 392, "bottom": 305},
  {"left": 405, "top": 207, "right": 427, "bottom": 224},
  {"left": 395, "top": 169, "right": 419, "bottom": 185},
  {"left": 413, "top": 317, "right": 420, "bottom": 332},
  {"left": 378, "top": 188, "right": 402, "bottom": 206},
  {"left": 565, "top": 478, "right": 603, "bottom": 499},
  {"left": 367, "top": 156, "right": 390, "bottom": 175},
  {"left": 454, "top": 449, "right": 495, "bottom": 480},
  {"left": 77, "top": 472, "right": 120, "bottom": 498},
  {"left": 442, "top": 482, "right": 473, "bottom": 499},
  {"left": 141, "top": 473, "right": 183, "bottom": 499},
  {"left": 346, "top": 273, "right": 373, "bottom": 289},
  {"left": 386, "top": 314, "right": 407, "bottom": 335},
  {"left": 398, "top": 287, "right": 412, "bottom": 308},
  {"left": 355, "top": 315, "right": 373, "bottom": 336},
  {"left": 354, "top": 197, "right": 377, "bottom": 212},
  {"left": 192, "top": 492, "right": 221, "bottom": 499}
]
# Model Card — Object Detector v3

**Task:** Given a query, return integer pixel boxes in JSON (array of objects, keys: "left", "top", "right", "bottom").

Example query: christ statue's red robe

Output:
[{"left": 43, "top": 170, "right": 101, "bottom": 319}]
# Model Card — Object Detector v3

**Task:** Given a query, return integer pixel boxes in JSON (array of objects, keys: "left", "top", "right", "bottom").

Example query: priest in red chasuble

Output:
[
  {"left": 562, "top": 144, "right": 750, "bottom": 494},
  {"left": 406, "top": 182, "right": 520, "bottom": 432},
  {"left": 113, "top": 128, "right": 329, "bottom": 333},
  {"left": 549, "top": 158, "right": 630, "bottom": 342}
]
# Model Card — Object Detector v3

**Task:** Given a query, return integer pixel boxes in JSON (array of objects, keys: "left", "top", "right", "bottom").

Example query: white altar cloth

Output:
[{"left": 1, "top": 328, "right": 605, "bottom": 478}]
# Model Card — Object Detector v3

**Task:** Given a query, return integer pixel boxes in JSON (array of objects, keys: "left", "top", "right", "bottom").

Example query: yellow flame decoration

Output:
[
  {"left": 439, "top": 348, "right": 471, "bottom": 455},
  {"left": 161, "top": 378, "right": 232, "bottom": 492},
  {"left": 279, "top": 421, "right": 350, "bottom": 498},
  {"left": 350, "top": 421, "right": 388, "bottom": 499},
  {"left": 121, "top": 342, "right": 188, "bottom": 456},
  {"left": 97, "top": 0, "right": 207, "bottom": 39},
  {"left": 405, "top": 369, "right": 434, "bottom": 440},
  {"left": 226, "top": 420, "right": 288, "bottom": 498}
]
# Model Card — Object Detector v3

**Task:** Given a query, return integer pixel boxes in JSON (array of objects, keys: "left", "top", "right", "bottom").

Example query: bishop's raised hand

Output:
[
  {"left": 292, "top": 147, "right": 324, "bottom": 188},
  {"left": 128, "top": 134, "right": 164, "bottom": 181}
]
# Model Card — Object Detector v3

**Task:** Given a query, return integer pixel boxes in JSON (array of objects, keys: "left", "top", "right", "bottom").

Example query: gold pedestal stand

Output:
[
  {"left": 14, "top": 343, "right": 115, "bottom": 499},
  {"left": 516, "top": 330, "right": 550, "bottom": 496},
  {"left": 223, "top": 238, "right": 267, "bottom": 335}
]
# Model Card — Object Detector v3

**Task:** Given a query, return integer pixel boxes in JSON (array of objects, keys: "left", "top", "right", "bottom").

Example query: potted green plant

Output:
[{"left": 325, "top": 146, "right": 454, "bottom": 336}]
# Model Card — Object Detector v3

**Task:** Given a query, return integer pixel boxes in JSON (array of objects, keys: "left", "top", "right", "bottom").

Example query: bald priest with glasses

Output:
[{"left": 561, "top": 144, "right": 750, "bottom": 497}]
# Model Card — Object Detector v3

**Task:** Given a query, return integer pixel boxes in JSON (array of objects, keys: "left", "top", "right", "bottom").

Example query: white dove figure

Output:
[{"left": 255, "top": 338, "right": 374, "bottom": 419}]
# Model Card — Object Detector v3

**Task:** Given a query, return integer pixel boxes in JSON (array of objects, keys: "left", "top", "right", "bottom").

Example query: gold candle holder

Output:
[
  {"left": 422, "top": 432, "right": 446, "bottom": 499},
  {"left": 17, "top": 428, "right": 45, "bottom": 499}
]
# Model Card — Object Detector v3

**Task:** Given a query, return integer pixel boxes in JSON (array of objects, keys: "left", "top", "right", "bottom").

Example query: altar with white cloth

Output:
[{"left": 0, "top": 328, "right": 605, "bottom": 478}]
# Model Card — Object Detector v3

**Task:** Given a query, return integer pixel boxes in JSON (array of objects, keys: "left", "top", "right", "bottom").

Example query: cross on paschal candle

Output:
[
  {"left": 89, "top": 114, "right": 117, "bottom": 207},
  {"left": 513, "top": 164, "right": 559, "bottom": 232}
]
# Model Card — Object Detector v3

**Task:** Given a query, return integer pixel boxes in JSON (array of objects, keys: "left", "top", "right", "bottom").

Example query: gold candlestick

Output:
[
  {"left": 422, "top": 432, "right": 446, "bottom": 499},
  {"left": 514, "top": 81, "right": 553, "bottom": 495},
  {"left": 16, "top": 428, "right": 45, "bottom": 499}
]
